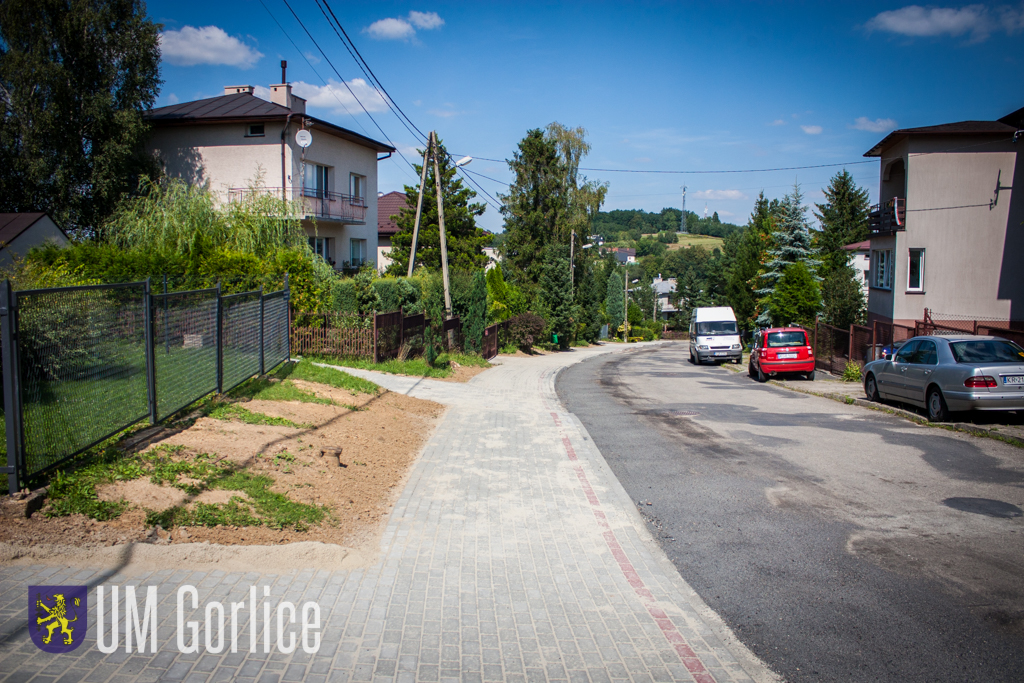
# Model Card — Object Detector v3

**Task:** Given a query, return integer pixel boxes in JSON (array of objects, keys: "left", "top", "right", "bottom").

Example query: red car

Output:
[{"left": 748, "top": 327, "right": 816, "bottom": 382}]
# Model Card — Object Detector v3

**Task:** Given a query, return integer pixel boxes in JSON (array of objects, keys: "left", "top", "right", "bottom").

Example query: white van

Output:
[{"left": 689, "top": 307, "right": 742, "bottom": 364}]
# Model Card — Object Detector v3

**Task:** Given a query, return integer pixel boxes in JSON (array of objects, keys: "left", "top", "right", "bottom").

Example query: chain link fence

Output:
[{"left": 2, "top": 278, "right": 290, "bottom": 493}]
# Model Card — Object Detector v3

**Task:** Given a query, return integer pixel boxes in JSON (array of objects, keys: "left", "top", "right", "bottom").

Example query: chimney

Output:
[
  {"left": 270, "top": 83, "right": 305, "bottom": 114},
  {"left": 224, "top": 85, "right": 254, "bottom": 96}
]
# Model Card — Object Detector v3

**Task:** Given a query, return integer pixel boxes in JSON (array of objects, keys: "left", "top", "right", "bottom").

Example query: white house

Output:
[
  {"left": 652, "top": 276, "right": 678, "bottom": 319},
  {"left": 0, "top": 213, "right": 70, "bottom": 269},
  {"left": 842, "top": 240, "right": 871, "bottom": 300},
  {"left": 145, "top": 82, "right": 394, "bottom": 272}
]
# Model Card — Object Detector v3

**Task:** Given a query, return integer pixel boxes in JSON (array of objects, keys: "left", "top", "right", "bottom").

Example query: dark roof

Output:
[
  {"left": 0, "top": 212, "right": 65, "bottom": 245},
  {"left": 864, "top": 112, "right": 1019, "bottom": 157},
  {"left": 999, "top": 105, "right": 1024, "bottom": 129},
  {"left": 145, "top": 92, "right": 395, "bottom": 153},
  {"left": 377, "top": 191, "right": 409, "bottom": 236},
  {"left": 842, "top": 240, "right": 870, "bottom": 251}
]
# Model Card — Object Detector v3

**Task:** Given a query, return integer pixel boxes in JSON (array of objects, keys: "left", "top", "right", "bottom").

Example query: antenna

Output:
[{"left": 680, "top": 185, "right": 687, "bottom": 233}]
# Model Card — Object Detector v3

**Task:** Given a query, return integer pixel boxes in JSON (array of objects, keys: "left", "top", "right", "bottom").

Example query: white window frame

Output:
[
  {"left": 907, "top": 248, "right": 925, "bottom": 292},
  {"left": 303, "top": 164, "right": 330, "bottom": 198},
  {"left": 350, "top": 173, "right": 365, "bottom": 200},
  {"left": 871, "top": 248, "right": 894, "bottom": 290},
  {"left": 350, "top": 238, "right": 367, "bottom": 267},
  {"left": 309, "top": 237, "right": 331, "bottom": 263}
]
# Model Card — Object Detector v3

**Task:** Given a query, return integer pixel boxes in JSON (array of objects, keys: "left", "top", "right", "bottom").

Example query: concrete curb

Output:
[{"left": 722, "top": 361, "right": 1024, "bottom": 448}]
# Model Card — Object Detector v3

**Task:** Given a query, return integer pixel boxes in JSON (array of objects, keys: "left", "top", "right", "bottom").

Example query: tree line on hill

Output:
[{"left": 592, "top": 208, "right": 743, "bottom": 242}]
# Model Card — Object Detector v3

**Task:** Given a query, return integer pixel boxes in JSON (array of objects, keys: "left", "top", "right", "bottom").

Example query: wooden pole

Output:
[
  {"left": 432, "top": 132, "right": 453, "bottom": 319},
  {"left": 406, "top": 138, "right": 432, "bottom": 277},
  {"left": 569, "top": 229, "right": 575, "bottom": 295}
]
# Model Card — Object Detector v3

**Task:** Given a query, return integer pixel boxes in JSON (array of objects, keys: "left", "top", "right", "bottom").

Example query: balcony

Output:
[
  {"left": 868, "top": 197, "right": 905, "bottom": 235},
  {"left": 227, "top": 187, "right": 367, "bottom": 224}
]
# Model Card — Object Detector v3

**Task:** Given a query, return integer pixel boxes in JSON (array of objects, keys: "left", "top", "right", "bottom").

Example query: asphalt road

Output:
[{"left": 556, "top": 342, "right": 1024, "bottom": 683}]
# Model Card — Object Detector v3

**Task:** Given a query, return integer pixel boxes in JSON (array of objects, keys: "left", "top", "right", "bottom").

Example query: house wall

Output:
[
  {"left": 377, "top": 235, "right": 393, "bottom": 273},
  {"left": 893, "top": 136, "right": 1017, "bottom": 324},
  {"left": 148, "top": 118, "right": 381, "bottom": 271},
  {"left": 0, "top": 217, "right": 68, "bottom": 269},
  {"left": 866, "top": 134, "right": 1020, "bottom": 326},
  {"left": 850, "top": 251, "right": 869, "bottom": 299}
]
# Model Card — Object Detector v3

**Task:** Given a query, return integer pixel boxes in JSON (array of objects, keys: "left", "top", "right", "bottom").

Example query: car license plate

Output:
[
  {"left": 1002, "top": 375, "right": 1024, "bottom": 385},
  {"left": 713, "top": 351, "right": 728, "bottom": 356},
  {"left": 778, "top": 352, "right": 797, "bottom": 359}
]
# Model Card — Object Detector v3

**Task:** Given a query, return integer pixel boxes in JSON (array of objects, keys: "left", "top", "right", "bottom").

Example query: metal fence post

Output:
[
  {"left": 143, "top": 278, "right": 158, "bottom": 424},
  {"left": 848, "top": 324, "right": 855, "bottom": 363},
  {"left": 259, "top": 286, "right": 265, "bottom": 375},
  {"left": 284, "top": 273, "right": 291, "bottom": 362},
  {"left": 1, "top": 280, "right": 22, "bottom": 494},
  {"left": 215, "top": 281, "right": 223, "bottom": 393},
  {"left": 162, "top": 274, "right": 169, "bottom": 355},
  {"left": 373, "top": 311, "right": 379, "bottom": 364},
  {"left": 871, "top": 321, "right": 877, "bottom": 362}
]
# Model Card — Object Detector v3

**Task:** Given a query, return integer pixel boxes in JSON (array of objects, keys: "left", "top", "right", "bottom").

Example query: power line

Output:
[
  {"left": 278, "top": 0, "right": 420, "bottom": 176},
  {"left": 455, "top": 156, "right": 879, "bottom": 174},
  {"left": 316, "top": 0, "right": 429, "bottom": 145}
]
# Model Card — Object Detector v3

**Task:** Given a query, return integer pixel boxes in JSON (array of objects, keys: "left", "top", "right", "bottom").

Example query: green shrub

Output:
[{"left": 842, "top": 360, "right": 862, "bottom": 382}]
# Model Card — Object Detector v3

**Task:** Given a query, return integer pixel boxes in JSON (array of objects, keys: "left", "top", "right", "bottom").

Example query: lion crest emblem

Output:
[{"left": 29, "top": 585, "right": 87, "bottom": 653}]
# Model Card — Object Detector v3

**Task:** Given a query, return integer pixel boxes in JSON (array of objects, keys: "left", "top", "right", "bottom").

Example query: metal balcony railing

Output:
[
  {"left": 227, "top": 187, "right": 368, "bottom": 223},
  {"left": 868, "top": 197, "right": 906, "bottom": 234}
]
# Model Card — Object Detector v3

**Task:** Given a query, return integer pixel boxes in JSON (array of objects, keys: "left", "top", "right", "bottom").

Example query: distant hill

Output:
[{"left": 592, "top": 208, "right": 742, "bottom": 241}]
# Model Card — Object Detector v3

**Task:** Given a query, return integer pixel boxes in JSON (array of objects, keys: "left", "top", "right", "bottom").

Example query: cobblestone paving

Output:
[{"left": 0, "top": 345, "right": 777, "bottom": 683}]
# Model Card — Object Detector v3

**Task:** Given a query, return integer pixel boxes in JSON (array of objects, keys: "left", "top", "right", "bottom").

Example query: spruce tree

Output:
[
  {"left": 386, "top": 138, "right": 490, "bottom": 276},
  {"left": 756, "top": 184, "right": 818, "bottom": 326},
  {"left": 821, "top": 264, "right": 865, "bottom": 328},
  {"left": 606, "top": 270, "right": 625, "bottom": 338},
  {"left": 539, "top": 250, "right": 575, "bottom": 349},
  {"left": 767, "top": 261, "right": 821, "bottom": 328},
  {"left": 814, "top": 170, "right": 870, "bottom": 274}
]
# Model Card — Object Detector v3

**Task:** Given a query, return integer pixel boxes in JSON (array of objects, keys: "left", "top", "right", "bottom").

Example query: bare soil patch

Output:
[{"left": 1, "top": 383, "right": 444, "bottom": 557}]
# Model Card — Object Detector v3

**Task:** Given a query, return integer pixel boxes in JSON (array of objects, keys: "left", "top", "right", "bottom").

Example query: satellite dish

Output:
[{"left": 295, "top": 129, "right": 312, "bottom": 148}]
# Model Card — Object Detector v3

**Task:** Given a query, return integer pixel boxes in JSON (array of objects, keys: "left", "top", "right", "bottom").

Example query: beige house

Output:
[
  {"left": 145, "top": 83, "right": 394, "bottom": 271},
  {"left": 376, "top": 190, "right": 408, "bottom": 273},
  {"left": 864, "top": 105, "right": 1023, "bottom": 327}
]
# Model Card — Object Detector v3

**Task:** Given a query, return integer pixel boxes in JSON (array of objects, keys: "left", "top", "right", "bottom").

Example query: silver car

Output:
[{"left": 861, "top": 335, "right": 1024, "bottom": 422}]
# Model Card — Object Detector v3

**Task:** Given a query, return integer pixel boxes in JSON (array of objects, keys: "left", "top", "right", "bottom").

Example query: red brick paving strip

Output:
[{"left": 552, "top": 411, "right": 717, "bottom": 683}]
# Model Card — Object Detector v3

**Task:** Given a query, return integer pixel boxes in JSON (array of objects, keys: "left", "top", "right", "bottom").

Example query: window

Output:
[
  {"left": 303, "top": 164, "right": 329, "bottom": 198},
  {"left": 908, "top": 249, "right": 925, "bottom": 291},
  {"left": 894, "top": 340, "right": 919, "bottom": 364},
  {"left": 914, "top": 340, "right": 938, "bottom": 365},
  {"left": 350, "top": 174, "right": 365, "bottom": 200},
  {"left": 309, "top": 237, "right": 331, "bottom": 263},
  {"left": 949, "top": 339, "right": 1024, "bottom": 364},
  {"left": 350, "top": 238, "right": 367, "bottom": 267},
  {"left": 871, "top": 249, "right": 894, "bottom": 289},
  {"left": 695, "top": 321, "right": 738, "bottom": 336},
  {"left": 246, "top": 123, "right": 265, "bottom": 137},
  {"left": 766, "top": 331, "right": 808, "bottom": 348}
]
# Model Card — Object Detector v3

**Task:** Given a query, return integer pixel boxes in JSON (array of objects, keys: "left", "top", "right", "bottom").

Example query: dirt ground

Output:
[{"left": 0, "top": 378, "right": 445, "bottom": 556}]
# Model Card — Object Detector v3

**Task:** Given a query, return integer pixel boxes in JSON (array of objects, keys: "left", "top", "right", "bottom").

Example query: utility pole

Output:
[
  {"left": 569, "top": 229, "right": 575, "bottom": 294},
  {"left": 431, "top": 133, "right": 453, "bottom": 319},
  {"left": 624, "top": 271, "right": 629, "bottom": 343},
  {"left": 406, "top": 140, "right": 431, "bottom": 277}
]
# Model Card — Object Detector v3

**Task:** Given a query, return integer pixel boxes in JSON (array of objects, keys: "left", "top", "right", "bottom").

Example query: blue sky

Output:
[{"left": 149, "top": 1, "right": 1024, "bottom": 232}]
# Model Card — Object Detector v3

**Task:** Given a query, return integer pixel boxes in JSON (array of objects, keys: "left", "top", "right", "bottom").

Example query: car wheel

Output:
[
  {"left": 689, "top": 350, "right": 696, "bottom": 364},
  {"left": 806, "top": 370, "right": 815, "bottom": 381},
  {"left": 748, "top": 362, "right": 755, "bottom": 378},
  {"left": 927, "top": 387, "right": 949, "bottom": 422},
  {"left": 756, "top": 364, "right": 767, "bottom": 383},
  {"left": 865, "top": 373, "right": 880, "bottom": 402}
]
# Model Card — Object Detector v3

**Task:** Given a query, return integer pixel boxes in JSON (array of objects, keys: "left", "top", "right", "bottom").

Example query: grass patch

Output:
[
  {"left": 310, "top": 352, "right": 490, "bottom": 379},
  {"left": 47, "top": 443, "right": 326, "bottom": 529},
  {"left": 227, "top": 375, "right": 335, "bottom": 405},
  {"left": 204, "top": 402, "right": 307, "bottom": 429},
  {"left": 145, "top": 470, "right": 325, "bottom": 531},
  {"left": 283, "top": 358, "right": 381, "bottom": 394}
]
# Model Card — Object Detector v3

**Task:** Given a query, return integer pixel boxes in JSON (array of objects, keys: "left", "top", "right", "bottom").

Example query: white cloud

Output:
[
  {"left": 303, "top": 51, "right": 321, "bottom": 65},
  {"left": 159, "top": 25, "right": 263, "bottom": 68},
  {"left": 366, "top": 18, "right": 416, "bottom": 40},
  {"left": 865, "top": 4, "right": 1024, "bottom": 43},
  {"left": 801, "top": 125, "right": 823, "bottom": 135},
  {"left": 167, "top": 93, "right": 179, "bottom": 105},
  {"left": 365, "top": 11, "right": 445, "bottom": 40},
  {"left": 291, "top": 79, "right": 389, "bottom": 114},
  {"left": 408, "top": 11, "right": 444, "bottom": 29},
  {"left": 851, "top": 116, "right": 897, "bottom": 132},
  {"left": 692, "top": 189, "right": 748, "bottom": 201},
  {"left": 768, "top": 119, "right": 786, "bottom": 126}
]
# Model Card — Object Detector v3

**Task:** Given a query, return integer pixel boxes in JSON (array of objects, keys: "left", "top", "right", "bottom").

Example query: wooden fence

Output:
[{"left": 292, "top": 309, "right": 467, "bottom": 362}]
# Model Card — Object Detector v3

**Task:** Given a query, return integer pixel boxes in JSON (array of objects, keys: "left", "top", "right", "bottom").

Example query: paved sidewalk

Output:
[{"left": 1, "top": 344, "right": 777, "bottom": 683}]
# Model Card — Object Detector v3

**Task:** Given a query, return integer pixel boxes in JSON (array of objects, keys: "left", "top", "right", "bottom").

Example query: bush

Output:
[
  {"left": 842, "top": 360, "right": 862, "bottom": 382},
  {"left": 507, "top": 313, "right": 546, "bottom": 350}
]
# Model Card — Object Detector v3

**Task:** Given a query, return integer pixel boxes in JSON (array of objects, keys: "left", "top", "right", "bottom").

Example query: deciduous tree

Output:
[{"left": 0, "top": 0, "right": 161, "bottom": 236}]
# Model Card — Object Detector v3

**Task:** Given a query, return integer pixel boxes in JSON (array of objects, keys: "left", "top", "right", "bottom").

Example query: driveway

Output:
[{"left": 557, "top": 342, "right": 1024, "bottom": 682}]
